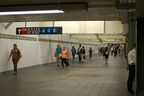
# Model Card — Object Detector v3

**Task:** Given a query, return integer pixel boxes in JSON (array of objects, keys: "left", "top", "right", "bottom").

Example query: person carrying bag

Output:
[{"left": 61, "top": 47, "right": 69, "bottom": 68}]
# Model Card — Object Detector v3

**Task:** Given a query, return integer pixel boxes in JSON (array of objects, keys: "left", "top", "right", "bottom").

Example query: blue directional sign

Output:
[
  {"left": 47, "top": 28, "right": 52, "bottom": 33},
  {"left": 16, "top": 27, "right": 62, "bottom": 35},
  {"left": 41, "top": 28, "right": 47, "bottom": 34},
  {"left": 53, "top": 28, "right": 58, "bottom": 33}
]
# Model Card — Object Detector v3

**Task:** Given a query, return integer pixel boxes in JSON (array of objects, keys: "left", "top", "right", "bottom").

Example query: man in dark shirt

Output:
[
  {"left": 80, "top": 46, "right": 85, "bottom": 63},
  {"left": 77, "top": 44, "right": 82, "bottom": 62}
]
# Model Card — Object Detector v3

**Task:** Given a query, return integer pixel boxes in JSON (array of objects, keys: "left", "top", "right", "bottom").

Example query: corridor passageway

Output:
[{"left": 0, "top": 52, "right": 133, "bottom": 96}]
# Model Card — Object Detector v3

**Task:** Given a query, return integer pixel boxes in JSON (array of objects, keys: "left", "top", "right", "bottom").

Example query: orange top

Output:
[{"left": 61, "top": 50, "right": 68, "bottom": 58}]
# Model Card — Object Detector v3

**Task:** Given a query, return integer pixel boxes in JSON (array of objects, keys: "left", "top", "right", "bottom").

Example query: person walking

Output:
[
  {"left": 89, "top": 47, "right": 93, "bottom": 58},
  {"left": 54, "top": 44, "right": 62, "bottom": 66},
  {"left": 114, "top": 47, "right": 118, "bottom": 57},
  {"left": 61, "top": 47, "right": 68, "bottom": 68},
  {"left": 104, "top": 47, "right": 110, "bottom": 64},
  {"left": 100, "top": 47, "right": 103, "bottom": 55},
  {"left": 127, "top": 44, "right": 136, "bottom": 94},
  {"left": 77, "top": 44, "right": 82, "bottom": 62},
  {"left": 102, "top": 47, "right": 106, "bottom": 58},
  {"left": 111, "top": 47, "right": 114, "bottom": 55},
  {"left": 8, "top": 44, "right": 22, "bottom": 75},
  {"left": 80, "top": 46, "right": 85, "bottom": 63},
  {"left": 118, "top": 47, "right": 121, "bottom": 55},
  {"left": 71, "top": 46, "right": 76, "bottom": 61}
]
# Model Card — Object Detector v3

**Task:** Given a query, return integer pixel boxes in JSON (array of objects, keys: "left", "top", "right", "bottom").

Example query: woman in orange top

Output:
[{"left": 61, "top": 47, "right": 68, "bottom": 68}]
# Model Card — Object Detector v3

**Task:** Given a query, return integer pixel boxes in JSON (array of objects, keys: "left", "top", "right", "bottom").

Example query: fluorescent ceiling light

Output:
[{"left": 0, "top": 10, "right": 64, "bottom": 15}]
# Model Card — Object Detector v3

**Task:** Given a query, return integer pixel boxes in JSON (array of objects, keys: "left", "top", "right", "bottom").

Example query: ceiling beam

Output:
[
  {"left": 88, "top": 4, "right": 115, "bottom": 8},
  {"left": 78, "top": 41, "right": 125, "bottom": 43},
  {"left": 70, "top": 34, "right": 126, "bottom": 39},
  {"left": 95, "top": 34, "right": 102, "bottom": 43},
  {"left": 0, "top": 3, "right": 87, "bottom": 12},
  {"left": 5, "top": 22, "right": 13, "bottom": 29},
  {"left": 70, "top": 33, "right": 124, "bottom": 35},
  {"left": 70, "top": 33, "right": 126, "bottom": 43}
]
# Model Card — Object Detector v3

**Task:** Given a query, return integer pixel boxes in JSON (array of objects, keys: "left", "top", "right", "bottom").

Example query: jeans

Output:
[
  {"left": 89, "top": 53, "right": 92, "bottom": 58},
  {"left": 78, "top": 52, "right": 81, "bottom": 62},
  {"left": 61, "top": 58, "right": 67, "bottom": 68},
  {"left": 72, "top": 53, "right": 75, "bottom": 61}
]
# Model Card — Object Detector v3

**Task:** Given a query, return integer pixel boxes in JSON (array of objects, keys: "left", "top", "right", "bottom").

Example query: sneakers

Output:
[{"left": 13, "top": 72, "right": 17, "bottom": 75}]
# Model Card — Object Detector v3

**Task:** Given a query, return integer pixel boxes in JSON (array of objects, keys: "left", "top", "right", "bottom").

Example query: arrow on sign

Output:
[{"left": 18, "top": 29, "right": 22, "bottom": 34}]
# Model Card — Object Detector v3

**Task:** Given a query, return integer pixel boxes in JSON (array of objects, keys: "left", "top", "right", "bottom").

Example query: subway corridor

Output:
[{"left": 0, "top": 52, "right": 134, "bottom": 96}]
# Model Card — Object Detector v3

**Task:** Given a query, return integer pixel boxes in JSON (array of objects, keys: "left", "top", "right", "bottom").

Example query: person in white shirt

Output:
[
  {"left": 110, "top": 47, "right": 114, "bottom": 55},
  {"left": 127, "top": 44, "right": 136, "bottom": 94}
]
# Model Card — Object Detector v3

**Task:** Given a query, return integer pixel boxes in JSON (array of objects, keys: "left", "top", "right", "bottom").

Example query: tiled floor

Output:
[{"left": 0, "top": 52, "right": 134, "bottom": 96}]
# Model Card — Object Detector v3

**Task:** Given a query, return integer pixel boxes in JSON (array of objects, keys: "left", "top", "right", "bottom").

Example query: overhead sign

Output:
[{"left": 16, "top": 27, "right": 62, "bottom": 35}]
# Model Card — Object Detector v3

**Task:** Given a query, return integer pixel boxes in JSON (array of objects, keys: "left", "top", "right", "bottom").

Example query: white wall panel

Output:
[
  {"left": 55, "top": 21, "right": 80, "bottom": 33},
  {"left": 105, "top": 21, "right": 123, "bottom": 34},
  {"left": 37, "top": 42, "right": 49, "bottom": 64},
  {"left": 39, "top": 21, "right": 122, "bottom": 34},
  {"left": 39, "top": 21, "right": 54, "bottom": 27},
  {"left": 85, "top": 21, "right": 104, "bottom": 33},
  {"left": 0, "top": 39, "right": 38, "bottom": 72}
]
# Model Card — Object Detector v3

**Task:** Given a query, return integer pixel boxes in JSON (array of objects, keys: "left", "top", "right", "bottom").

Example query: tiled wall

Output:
[
  {"left": 0, "top": 34, "right": 37, "bottom": 41},
  {"left": 0, "top": 22, "right": 99, "bottom": 75}
]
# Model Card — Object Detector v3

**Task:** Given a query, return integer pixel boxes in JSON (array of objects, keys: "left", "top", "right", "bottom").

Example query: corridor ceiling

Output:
[
  {"left": 0, "top": 0, "right": 136, "bottom": 22},
  {"left": 0, "top": 0, "right": 136, "bottom": 43}
]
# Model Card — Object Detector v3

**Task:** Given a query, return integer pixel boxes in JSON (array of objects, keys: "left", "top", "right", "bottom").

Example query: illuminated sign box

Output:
[{"left": 16, "top": 27, "right": 62, "bottom": 35}]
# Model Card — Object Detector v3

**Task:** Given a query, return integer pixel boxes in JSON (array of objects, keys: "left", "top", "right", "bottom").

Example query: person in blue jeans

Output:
[
  {"left": 71, "top": 46, "right": 76, "bottom": 61},
  {"left": 54, "top": 44, "right": 62, "bottom": 66}
]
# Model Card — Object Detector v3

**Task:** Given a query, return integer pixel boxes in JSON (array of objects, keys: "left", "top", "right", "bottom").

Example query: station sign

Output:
[{"left": 16, "top": 27, "right": 62, "bottom": 35}]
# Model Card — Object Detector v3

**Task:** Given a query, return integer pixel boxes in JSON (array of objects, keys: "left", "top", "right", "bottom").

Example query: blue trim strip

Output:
[
  {"left": 0, "top": 62, "right": 56, "bottom": 75},
  {"left": 0, "top": 57, "right": 85, "bottom": 75}
]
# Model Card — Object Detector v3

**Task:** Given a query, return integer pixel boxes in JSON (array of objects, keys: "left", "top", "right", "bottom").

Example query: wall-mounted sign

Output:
[{"left": 16, "top": 27, "right": 62, "bottom": 35}]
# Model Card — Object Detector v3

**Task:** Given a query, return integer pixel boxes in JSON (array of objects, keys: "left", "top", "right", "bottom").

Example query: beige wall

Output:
[
  {"left": 85, "top": 21, "right": 104, "bottom": 33},
  {"left": 40, "top": 21, "right": 123, "bottom": 34},
  {"left": 105, "top": 21, "right": 123, "bottom": 34}
]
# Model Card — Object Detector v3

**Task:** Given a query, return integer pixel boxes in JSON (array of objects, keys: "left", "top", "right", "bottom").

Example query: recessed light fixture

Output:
[{"left": 0, "top": 10, "right": 64, "bottom": 15}]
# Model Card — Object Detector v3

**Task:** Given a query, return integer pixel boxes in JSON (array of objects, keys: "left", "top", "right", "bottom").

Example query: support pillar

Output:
[
  {"left": 136, "top": 18, "right": 144, "bottom": 96},
  {"left": 129, "top": 21, "right": 136, "bottom": 51},
  {"left": 125, "top": 21, "right": 136, "bottom": 58}
]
